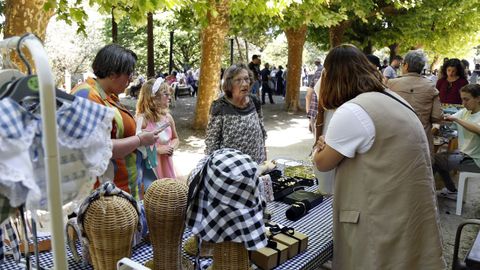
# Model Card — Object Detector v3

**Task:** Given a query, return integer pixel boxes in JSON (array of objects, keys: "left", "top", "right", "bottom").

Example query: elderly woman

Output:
[
  {"left": 72, "top": 44, "right": 161, "bottom": 199},
  {"left": 387, "top": 50, "right": 443, "bottom": 155},
  {"left": 313, "top": 44, "right": 445, "bottom": 269},
  {"left": 205, "top": 63, "right": 267, "bottom": 163},
  {"left": 436, "top": 58, "right": 468, "bottom": 104}
]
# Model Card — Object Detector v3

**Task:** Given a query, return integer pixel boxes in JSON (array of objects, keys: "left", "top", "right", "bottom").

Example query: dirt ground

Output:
[{"left": 121, "top": 88, "right": 480, "bottom": 269}]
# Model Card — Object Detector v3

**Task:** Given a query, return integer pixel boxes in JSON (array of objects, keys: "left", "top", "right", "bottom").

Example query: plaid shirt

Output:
[{"left": 307, "top": 91, "right": 318, "bottom": 119}]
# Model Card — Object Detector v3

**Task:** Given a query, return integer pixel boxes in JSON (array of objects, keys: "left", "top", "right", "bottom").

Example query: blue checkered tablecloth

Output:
[{"left": 1, "top": 188, "right": 333, "bottom": 270}]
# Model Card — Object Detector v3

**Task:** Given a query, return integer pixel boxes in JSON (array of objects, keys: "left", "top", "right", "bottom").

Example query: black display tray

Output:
[{"left": 271, "top": 176, "right": 316, "bottom": 201}]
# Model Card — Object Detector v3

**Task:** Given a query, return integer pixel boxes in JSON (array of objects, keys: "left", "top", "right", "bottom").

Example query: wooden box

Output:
[
  {"left": 269, "top": 229, "right": 308, "bottom": 258},
  {"left": 251, "top": 241, "right": 289, "bottom": 270}
]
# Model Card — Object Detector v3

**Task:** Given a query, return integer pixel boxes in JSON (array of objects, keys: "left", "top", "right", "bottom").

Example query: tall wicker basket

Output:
[
  {"left": 209, "top": 242, "right": 250, "bottom": 270},
  {"left": 144, "top": 179, "right": 188, "bottom": 270},
  {"left": 83, "top": 196, "right": 139, "bottom": 270}
]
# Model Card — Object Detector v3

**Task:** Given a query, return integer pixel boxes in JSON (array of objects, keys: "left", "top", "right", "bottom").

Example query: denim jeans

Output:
[{"left": 433, "top": 151, "right": 480, "bottom": 191}]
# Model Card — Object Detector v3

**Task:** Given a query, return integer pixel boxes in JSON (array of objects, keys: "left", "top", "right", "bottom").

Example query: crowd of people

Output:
[
  {"left": 305, "top": 46, "right": 479, "bottom": 269},
  {"left": 69, "top": 42, "right": 480, "bottom": 269}
]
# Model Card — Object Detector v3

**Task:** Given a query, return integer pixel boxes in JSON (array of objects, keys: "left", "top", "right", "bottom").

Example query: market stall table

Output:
[{"left": 2, "top": 188, "right": 333, "bottom": 270}]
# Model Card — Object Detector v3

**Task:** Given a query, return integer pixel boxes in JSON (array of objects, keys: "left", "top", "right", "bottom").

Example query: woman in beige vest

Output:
[{"left": 312, "top": 44, "right": 446, "bottom": 270}]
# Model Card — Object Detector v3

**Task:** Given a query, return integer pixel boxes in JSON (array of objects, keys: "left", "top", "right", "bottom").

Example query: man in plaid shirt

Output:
[{"left": 306, "top": 58, "right": 323, "bottom": 135}]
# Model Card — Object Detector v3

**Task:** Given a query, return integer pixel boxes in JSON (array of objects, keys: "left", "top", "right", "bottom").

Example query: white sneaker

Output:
[{"left": 437, "top": 187, "right": 457, "bottom": 200}]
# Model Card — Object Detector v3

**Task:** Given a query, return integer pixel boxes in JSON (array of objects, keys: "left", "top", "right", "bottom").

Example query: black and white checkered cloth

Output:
[
  {"left": 186, "top": 148, "right": 267, "bottom": 251},
  {"left": 0, "top": 188, "right": 332, "bottom": 270}
]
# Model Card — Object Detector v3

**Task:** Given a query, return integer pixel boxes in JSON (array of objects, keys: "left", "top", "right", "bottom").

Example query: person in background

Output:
[
  {"left": 306, "top": 57, "right": 324, "bottom": 135},
  {"left": 470, "top": 63, "right": 480, "bottom": 84},
  {"left": 380, "top": 59, "right": 388, "bottom": 72},
  {"left": 435, "top": 84, "right": 480, "bottom": 200},
  {"left": 136, "top": 78, "right": 179, "bottom": 189},
  {"left": 205, "top": 63, "right": 267, "bottom": 164},
  {"left": 72, "top": 44, "right": 161, "bottom": 199},
  {"left": 366, "top": 54, "right": 381, "bottom": 70},
  {"left": 383, "top": 55, "right": 403, "bottom": 80},
  {"left": 312, "top": 44, "right": 445, "bottom": 270},
  {"left": 260, "top": 63, "right": 274, "bottom": 104},
  {"left": 248, "top": 55, "right": 261, "bottom": 97},
  {"left": 387, "top": 49, "right": 443, "bottom": 156},
  {"left": 436, "top": 58, "right": 468, "bottom": 104},
  {"left": 165, "top": 71, "right": 178, "bottom": 85},
  {"left": 270, "top": 65, "right": 278, "bottom": 94},
  {"left": 275, "top": 65, "right": 285, "bottom": 97},
  {"left": 462, "top": 59, "right": 472, "bottom": 79},
  {"left": 186, "top": 70, "right": 198, "bottom": 97}
]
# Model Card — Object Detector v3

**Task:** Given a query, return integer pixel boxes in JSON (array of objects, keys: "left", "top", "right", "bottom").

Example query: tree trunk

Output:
[
  {"left": 235, "top": 36, "right": 243, "bottom": 63},
  {"left": 388, "top": 43, "right": 399, "bottom": 61},
  {"left": 284, "top": 25, "right": 307, "bottom": 112},
  {"left": 4, "top": 0, "right": 54, "bottom": 72},
  {"left": 147, "top": 12, "right": 154, "bottom": 78},
  {"left": 431, "top": 54, "right": 441, "bottom": 73},
  {"left": 193, "top": 0, "right": 230, "bottom": 130},
  {"left": 4, "top": 0, "right": 53, "bottom": 40},
  {"left": 245, "top": 39, "right": 249, "bottom": 63},
  {"left": 112, "top": 7, "right": 118, "bottom": 43},
  {"left": 363, "top": 41, "right": 373, "bottom": 55},
  {"left": 329, "top": 20, "right": 350, "bottom": 48}
]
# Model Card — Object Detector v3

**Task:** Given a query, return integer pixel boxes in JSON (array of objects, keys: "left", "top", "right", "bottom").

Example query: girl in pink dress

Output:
[{"left": 136, "top": 78, "right": 179, "bottom": 189}]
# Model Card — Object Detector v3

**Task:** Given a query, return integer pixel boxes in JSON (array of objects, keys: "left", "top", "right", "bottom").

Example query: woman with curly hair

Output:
[
  {"left": 204, "top": 63, "right": 267, "bottom": 163},
  {"left": 436, "top": 58, "right": 469, "bottom": 104},
  {"left": 136, "top": 78, "right": 179, "bottom": 189}
]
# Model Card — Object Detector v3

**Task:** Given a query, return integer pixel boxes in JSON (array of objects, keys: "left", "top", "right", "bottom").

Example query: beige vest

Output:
[{"left": 333, "top": 92, "right": 446, "bottom": 270}]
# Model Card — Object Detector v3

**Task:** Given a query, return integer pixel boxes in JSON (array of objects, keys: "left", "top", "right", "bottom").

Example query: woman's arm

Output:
[
  {"left": 112, "top": 130, "right": 161, "bottom": 159},
  {"left": 312, "top": 135, "right": 345, "bottom": 172},
  {"left": 205, "top": 115, "right": 223, "bottom": 154},
  {"left": 447, "top": 115, "right": 480, "bottom": 135},
  {"left": 167, "top": 114, "right": 179, "bottom": 149}
]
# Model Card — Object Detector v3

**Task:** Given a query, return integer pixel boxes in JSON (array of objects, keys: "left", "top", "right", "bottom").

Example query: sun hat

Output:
[{"left": 185, "top": 148, "right": 267, "bottom": 251}]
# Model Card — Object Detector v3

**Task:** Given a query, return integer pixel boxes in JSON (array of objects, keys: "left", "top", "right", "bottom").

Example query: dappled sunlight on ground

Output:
[
  {"left": 266, "top": 116, "right": 312, "bottom": 148},
  {"left": 183, "top": 135, "right": 206, "bottom": 150}
]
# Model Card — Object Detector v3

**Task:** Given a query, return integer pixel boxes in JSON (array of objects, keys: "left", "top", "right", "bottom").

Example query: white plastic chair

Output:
[{"left": 456, "top": 172, "right": 480, "bottom": 215}]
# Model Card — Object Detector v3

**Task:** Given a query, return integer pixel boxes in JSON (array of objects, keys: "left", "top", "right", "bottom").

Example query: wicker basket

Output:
[
  {"left": 209, "top": 242, "right": 250, "bottom": 270},
  {"left": 144, "top": 179, "right": 188, "bottom": 270},
  {"left": 83, "top": 196, "right": 139, "bottom": 270}
]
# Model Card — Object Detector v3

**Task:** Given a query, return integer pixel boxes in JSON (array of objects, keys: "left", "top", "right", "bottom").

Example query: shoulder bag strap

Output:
[{"left": 380, "top": 91, "right": 417, "bottom": 115}]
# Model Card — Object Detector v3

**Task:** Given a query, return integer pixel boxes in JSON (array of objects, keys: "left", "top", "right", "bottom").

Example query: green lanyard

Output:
[{"left": 145, "top": 145, "right": 158, "bottom": 169}]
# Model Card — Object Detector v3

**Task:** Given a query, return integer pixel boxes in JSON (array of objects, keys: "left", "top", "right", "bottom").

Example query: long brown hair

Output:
[
  {"left": 319, "top": 44, "right": 385, "bottom": 109},
  {"left": 136, "top": 79, "right": 170, "bottom": 122}
]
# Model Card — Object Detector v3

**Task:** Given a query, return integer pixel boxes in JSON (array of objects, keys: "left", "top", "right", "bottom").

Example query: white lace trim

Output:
[
  {"left": 0, "top": 163, "right": 41, "bottom": 208},
  {"left": 0, "top": 124, "right": 36, "bottom": 154},
  {"left": 56, "top": 107, "right": 114, "bottom": 176}
]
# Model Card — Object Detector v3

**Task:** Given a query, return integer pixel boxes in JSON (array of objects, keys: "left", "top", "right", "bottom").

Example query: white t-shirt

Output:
[
  {"left": 325, "top": 90, "right": 413, "bottom": 158},
  {"left": 453, "top": 108, "right": 480, "bottom": 167},
  {"left": 383, "top": 65, "right": 397, "bottom": 79},
  {"left": 325, "top": 103, "right": 375, "bottom": 158}
]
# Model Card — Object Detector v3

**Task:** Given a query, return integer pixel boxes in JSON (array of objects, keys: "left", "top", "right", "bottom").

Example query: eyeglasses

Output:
[{"left": 233, "top": 77, "right": 250, "bottom": 85}]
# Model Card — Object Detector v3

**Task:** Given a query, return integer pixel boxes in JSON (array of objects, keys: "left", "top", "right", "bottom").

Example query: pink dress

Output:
[{"left": 145, "top": 119, "right": 176, "bottom": 179}]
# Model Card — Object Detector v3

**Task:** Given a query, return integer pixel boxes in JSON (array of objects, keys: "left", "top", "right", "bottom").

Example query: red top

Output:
[{"left": 436, "top": 77, "right": 468, "bottom": 104}]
